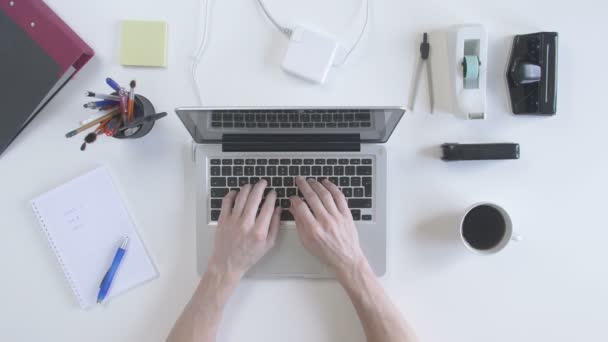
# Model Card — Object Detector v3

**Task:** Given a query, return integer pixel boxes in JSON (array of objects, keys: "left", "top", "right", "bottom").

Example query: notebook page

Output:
[{"left": 31, "top": 166, "right": 158, "bottom": 309}]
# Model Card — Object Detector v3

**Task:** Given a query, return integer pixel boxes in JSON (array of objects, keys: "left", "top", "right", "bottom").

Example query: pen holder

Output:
[{"left": 113, "top": 94, "right": 160, "bottom": 139}]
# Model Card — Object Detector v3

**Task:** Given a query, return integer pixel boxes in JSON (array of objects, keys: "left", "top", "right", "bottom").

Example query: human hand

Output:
[
  {"left": 209, "top": 180, "right": 281, "bottom": 279},
  {"left": 289, "top": 177, "right": 368, "bottom": 278}
]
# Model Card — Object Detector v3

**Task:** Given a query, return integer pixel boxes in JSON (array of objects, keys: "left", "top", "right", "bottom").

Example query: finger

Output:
[
  {"left": 289, "top": 196, "right": 317, "bottom": 228},
  {"left": 254, "top": 190, "right": 277, "bottom": 235},
  {"left": 233, "top": 184, "right": 252, "bottom": 217},
  {"left": 321, "top": 179, "right": 351, "bottom": 217},
  {"left": 218, "top": 190, "right": 237, "bottom": 222},
  {"left": 295, "top": 177, "right": 330, "bottom": 219},
  {"left": 243, "top": 179, "right": 268, "bottom": 222},
  {"left": 266, "top": 207, "right": 282, "bottom": 247},
  {"left": 309, "top": 179, "right": 340, "bottom": 216}
]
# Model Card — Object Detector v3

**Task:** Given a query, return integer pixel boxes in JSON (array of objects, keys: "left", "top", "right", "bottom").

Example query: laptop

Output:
[{"left": 175, "top": 106, "right": 405, "bottom": 277}]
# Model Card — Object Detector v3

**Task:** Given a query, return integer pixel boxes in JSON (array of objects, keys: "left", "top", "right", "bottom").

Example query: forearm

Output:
[
  {"left": 338, "top": 261, "right": 418, "bottom": 342},
  {"left": 167, "top": 264, "right": 241, "bottom": 342}
]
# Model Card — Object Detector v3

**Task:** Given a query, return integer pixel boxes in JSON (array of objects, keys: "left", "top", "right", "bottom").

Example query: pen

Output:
[
  {"left": 65, "top": 108, "right": 121, "bottom": 138},
  {"left": 85, "top": 91, "right": 120, "bottom": 101},
  {"left": 105, "top": 78, "right": 122, "bottom": 92},
  {"left": 127, "top": 80, "right": 136, "bottom": 122},
  {"left": 97, "top": 237, "right": 129, "bottom": 303},
  {"left": 98, "top": 104, "right": 119, "bottom": 111},
  {"left": 84, "top": 100, "right": 119, "bottom": 109},
  {"left": 118, "top": 88, "right": 129, "bottom": 123}
]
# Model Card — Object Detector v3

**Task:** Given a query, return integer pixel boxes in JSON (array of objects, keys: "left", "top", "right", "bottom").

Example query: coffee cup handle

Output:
[{"left": 511, "top": 234, "right": 523, "bottom": 242}]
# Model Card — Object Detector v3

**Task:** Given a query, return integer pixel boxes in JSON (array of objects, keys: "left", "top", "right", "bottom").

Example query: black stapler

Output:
[{"left": 507, "top": 32, "right": 558, "bottom": 115}]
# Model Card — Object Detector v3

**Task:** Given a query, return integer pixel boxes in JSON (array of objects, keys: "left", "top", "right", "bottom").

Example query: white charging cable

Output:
[
  {"left": 256, "top": 0, "right": 293, "bottom": 37},
  {"left": 256, "top": 0, "right": 370, "bottom": 66},
  {"left": 333, "top": 0, "right": 369, "bottom": 67},
  {"left": 191, "top": 0, "right": 212, "bottom": 105},
  {"left": 191, "top": 0, "right": 369, "bottom": 102}
]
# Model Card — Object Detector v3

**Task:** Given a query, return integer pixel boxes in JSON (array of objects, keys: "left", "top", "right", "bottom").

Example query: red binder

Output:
[{"left": 0, "top": 0, "right": 94, "bottom": 156}]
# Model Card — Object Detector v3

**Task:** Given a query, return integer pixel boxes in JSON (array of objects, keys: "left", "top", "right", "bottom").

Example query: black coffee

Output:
[{"left": 462, "top": 205, "right": 506, "bottom": 250}]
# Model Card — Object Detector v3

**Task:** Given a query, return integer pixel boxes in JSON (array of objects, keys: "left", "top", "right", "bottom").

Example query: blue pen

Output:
[
  {"left": 97, "top": 237, "right": 129, "bottom": 303},
  {"left": 83, "top": 100, "right": 119, "bottom": 109},
  {"left": 105, "top": 77, "right": 122, "bottom": 92}
]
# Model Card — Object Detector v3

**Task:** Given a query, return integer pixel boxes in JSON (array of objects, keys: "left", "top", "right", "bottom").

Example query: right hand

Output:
[{"left": 289, "top": 177, "right": 368, "bottom": 277}]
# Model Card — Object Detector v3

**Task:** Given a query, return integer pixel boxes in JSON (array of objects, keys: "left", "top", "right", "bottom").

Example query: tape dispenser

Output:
[{"left": 447, "top": 25, "right": 488, "bottom": 120}]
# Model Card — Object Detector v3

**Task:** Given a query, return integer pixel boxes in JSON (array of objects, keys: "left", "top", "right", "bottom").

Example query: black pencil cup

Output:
[{"left": 113, "top": 94, "right": 158, "bottom": 139}]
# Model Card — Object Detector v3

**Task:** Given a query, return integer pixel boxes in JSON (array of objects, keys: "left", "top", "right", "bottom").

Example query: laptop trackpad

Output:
[{"left": 247, "top": 226, "right": 329, "bottom": 278}]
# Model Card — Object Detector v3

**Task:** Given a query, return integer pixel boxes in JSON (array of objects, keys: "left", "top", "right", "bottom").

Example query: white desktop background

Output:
[{"left": 0, "top": 0, "right": 606, "bottom": 341}]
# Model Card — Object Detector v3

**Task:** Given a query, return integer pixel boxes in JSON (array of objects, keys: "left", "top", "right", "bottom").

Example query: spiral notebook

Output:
[{"left": 30, "top": 166, "right": 158, "bottom": 309}]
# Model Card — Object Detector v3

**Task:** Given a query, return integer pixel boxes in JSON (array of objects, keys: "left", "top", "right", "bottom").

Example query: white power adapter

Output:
[{"left": 281, "top": 27, "right": 347, "bottom": 84}]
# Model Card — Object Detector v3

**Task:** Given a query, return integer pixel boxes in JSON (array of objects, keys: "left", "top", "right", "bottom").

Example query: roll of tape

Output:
[{"left": 463, "top": 55, "right": 480, "bottom": 81}]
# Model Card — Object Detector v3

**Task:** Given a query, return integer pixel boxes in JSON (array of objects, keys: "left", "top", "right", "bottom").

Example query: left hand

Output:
[{"left": 208, "top": 180, "right": 281, "bottom": 279}]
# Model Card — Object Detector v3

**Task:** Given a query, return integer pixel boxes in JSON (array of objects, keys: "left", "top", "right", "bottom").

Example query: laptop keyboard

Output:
[
  {"left": 210, "top": 109, "right": 373, "bottom": 129},
  {"left": 208, "top": 157, "right": 374, "bottom": 222}
]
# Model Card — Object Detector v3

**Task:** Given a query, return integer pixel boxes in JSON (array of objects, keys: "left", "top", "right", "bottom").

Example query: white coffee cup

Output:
[{"left": 460, "top": 202, "right": 522, "bottom": 255}]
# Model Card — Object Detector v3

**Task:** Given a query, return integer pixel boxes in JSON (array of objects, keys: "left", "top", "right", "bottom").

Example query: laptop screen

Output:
[{"left": 175, "top": 107, "right": 405, "bottom": 144}]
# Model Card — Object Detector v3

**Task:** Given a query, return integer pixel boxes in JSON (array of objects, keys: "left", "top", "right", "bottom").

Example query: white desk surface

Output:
[{"left": 1, "top": 0, "right": 606, "bottom": 341}]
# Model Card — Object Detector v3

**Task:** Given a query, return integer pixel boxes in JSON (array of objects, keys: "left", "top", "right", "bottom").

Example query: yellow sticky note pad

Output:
[{"left": 120, "top": 20, "right": 168, "bottom": 67}]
